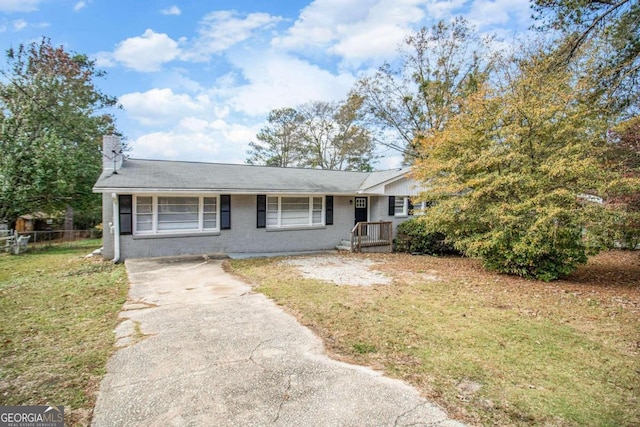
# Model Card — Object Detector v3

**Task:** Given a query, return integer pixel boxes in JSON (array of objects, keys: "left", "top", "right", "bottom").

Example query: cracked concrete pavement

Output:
[{"left": 91, "top": 256, "right": 466, "bottom": 427}]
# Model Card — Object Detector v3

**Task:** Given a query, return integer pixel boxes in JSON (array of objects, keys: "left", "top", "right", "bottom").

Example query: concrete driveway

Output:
[{"left": 92, "top": 256, "right": 465, "bottom": 427}]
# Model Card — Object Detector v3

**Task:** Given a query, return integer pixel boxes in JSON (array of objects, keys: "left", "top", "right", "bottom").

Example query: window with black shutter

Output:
[
  {"left": 119, "top": 195, "right": 132, "bottom": 235},
  {"left": 221, "top": 195, "right": 231, "bottom": 230},
  {"left": 325, "top": 196, "right": 333, "bottom": 225},
  {"left": 257, "top": 195, "right": 266, "bottom": 228},
  {"left": 388, "top": 196, "right": 395, "bottom": 216}
]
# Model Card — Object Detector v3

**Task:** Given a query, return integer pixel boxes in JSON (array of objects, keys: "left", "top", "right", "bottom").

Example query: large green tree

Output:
[
  {"left": 246, "top": 95, "right": 376, "bottom": 171},
  {"left": 246, "top": 107, "right": 304, "bottom": 167},
  {"left": 413, "top": 49, "right": 613, "bottom": 280},
  {"left": 352, "top": 18, "right": 494, "bottom": 162},
  {"left": 0, "top": 39, "right": 118, "bottom": 225},
  {"left": 604, "top": 116, "right": 640, "bottom": 248},
  {"left": 297, "top": 95, "right": 375, "bottom": 171},
  {"left": 533, "top": 0, "right": 640, "bottom": 112}
]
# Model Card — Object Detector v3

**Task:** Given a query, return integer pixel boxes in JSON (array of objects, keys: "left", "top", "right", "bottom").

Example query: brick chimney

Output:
[{"left": 102, "top": 135, "right": 123, "bottom": 172}]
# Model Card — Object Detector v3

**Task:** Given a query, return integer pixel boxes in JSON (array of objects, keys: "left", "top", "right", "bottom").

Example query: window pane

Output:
[
  {"left": 281, "top": 197, "right": 309, "bottom": 226},
  {"left": 137, "top": 204, "right": 152, "bottom": 214},
  {"left": 394, "top": 197, "right": 406, "bottom": 215},
  {"left": 203, "top": 197, "right": 217, "bottom": 213},
  {"left": 203, "top": 197, "right": 217, "bottom": 229},
  {"left": 157, "top": 197, "right": 199, "bottom": 230},
  {"left": 136, "top": 197, "right": 153, "bottom": 232},
  {"left": 137, "top": 215, "right": 153, "bottom": 231},
  {"left": 158, "top": 197, "right": 198, "bottom": 213},
  {"left": 312, "top": 197, "right": 322, "bottom": 224},
  {"left": 266, "top": 197, "right": 278, "bottom": 226},
  {"left": 137, "top": 197, "right": 152, "bottom": 209}
]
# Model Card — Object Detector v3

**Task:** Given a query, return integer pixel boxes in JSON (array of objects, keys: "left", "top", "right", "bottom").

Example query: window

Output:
[
  {"left": 389, "top": 196, "right": 412, "bottom": 217},
  {"left": 203, "top": 197, "right": 217, "bottom": 230},
  {"left": 412, "top": 200, "right": 433, "bottom": 215},
  {"left": 136, "top": 196, "right": 153, "bottom": 232},
  {"left": 119, "top": 195, "right": 133, "bottom": 235},
  {"left": 265, "top": 196, "right": 324, "bottom": 228},
  {"left": 134, "top": 195, "right": 222, "bottom": 234},
  {"left": 158, "top": 196, "right": 199, "bottom": 231},
  {"left": 325, "top": 196, "right": 334, "bottom": 225},
  {"left": 394, "top": 197, "right": 407, "bottom": 216}
]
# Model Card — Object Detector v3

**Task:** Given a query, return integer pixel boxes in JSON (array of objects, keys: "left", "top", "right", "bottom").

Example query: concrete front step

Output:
[{"left": 336, "top": 239, "right": 352, "bottom": 252}]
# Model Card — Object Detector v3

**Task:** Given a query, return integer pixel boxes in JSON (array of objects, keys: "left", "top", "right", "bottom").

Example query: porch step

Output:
[{"left": 336, "top": 239, "right": 352, "bottom": 252}]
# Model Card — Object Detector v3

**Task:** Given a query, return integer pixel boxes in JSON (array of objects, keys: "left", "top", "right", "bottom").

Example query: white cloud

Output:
[
  {"left": 273, "top": 0, "right": 427, "bottom": 66},
  {"left": 0, "top": 0, "right": 40, "bottom": 12},
  {"left": 183, "top": 10, "right": 283, "bottom": 61},
  {"left": 424, "top": 0, "right": 466, "bottom": 20},
  {"left": 277, "top": 0, "right": 375, "bottom": 45},
  {"left": 113, "top": 29, "right": 181, "bottom": 72},
  {"left": 73, "top": 1, "right": 86, "bottom": 11},
  {"left": 130, "top": 119, "right": 259, "bottom": 163},
  {"left": 160, "top": 5, "right": 181, "bottom": 16},
  {"left": 93, "top": 51, "right": 115, "bottom": 68},
  {"left": 155, "top": 69, "right": 204, "bottom": 93},
  {"left": 12, "top": 19, "right": 26, "bottom": 31},
  {"left": 228, "top": 51, "right": 356, "bottom": 116},
  {"left": 329, "top": 23, "right": 408, "bottom": 63},
  {"left": 120, "top": 88, "right": 211, "bottom": 126},
  {"left": 272, "top": 0, "right": 533, "bottom": 66},
  {"left": 466, "top": 0, "right": 532, "bottom": 31},
  {"left": 273, "top": 0, "right": 375, "bottom": 50},
  {"left": 178, "top": 117, "right": 209, "bottom": 132}
]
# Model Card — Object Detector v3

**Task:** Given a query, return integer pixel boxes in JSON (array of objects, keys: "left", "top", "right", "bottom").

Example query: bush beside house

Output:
[{"left": 395, "top": 218, "right": 460, "bottom": 256}]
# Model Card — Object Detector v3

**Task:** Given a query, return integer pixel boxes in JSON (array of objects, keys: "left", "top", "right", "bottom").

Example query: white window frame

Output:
[
  {"left": 394, "top": 196, "right": 410, "bottom": 217},
  {"left": 412, "top": 200, "right": 432, "bottom": 216},
  {"left": 133, "top": 195, "right": 221, "bottom": 235},
  {"left": 266, "top": 195, "right": 325, "bottom": 229}
]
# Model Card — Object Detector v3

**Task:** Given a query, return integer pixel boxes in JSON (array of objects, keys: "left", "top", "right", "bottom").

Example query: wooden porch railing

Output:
[{"left": 350, "top": 221, "right": 393, "bottom": 253}]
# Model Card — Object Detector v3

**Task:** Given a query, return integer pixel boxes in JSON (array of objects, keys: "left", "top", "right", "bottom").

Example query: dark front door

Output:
[{"left": 354, "top": 197, "right": 368, "bottom": 235}]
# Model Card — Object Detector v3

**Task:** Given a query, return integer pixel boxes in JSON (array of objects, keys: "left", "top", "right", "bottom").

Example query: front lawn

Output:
[
  {"left": 0, "top": 244, "right": 128, "bottom": 426},
  {"left": 229, "top": 251, "right": 640, "bottom": 427}
]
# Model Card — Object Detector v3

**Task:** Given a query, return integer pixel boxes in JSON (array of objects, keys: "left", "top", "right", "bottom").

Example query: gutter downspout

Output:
[{"left": 111, "top": 193, "right": 120, "bottom": 263}]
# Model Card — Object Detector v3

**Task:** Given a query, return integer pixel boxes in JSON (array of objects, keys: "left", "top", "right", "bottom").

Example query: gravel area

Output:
[{"left": 282, "top": 255, "right": 393, "bottom": 286}]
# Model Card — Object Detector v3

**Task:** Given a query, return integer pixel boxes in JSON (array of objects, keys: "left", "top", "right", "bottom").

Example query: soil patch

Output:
[{"left": 282, "top": 255, "right": 392, "bottom": 286}]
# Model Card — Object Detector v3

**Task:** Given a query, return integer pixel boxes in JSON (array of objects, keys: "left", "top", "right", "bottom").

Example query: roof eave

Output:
[{"left": 93, "top": 187, "right": 359, "bottom": 195}]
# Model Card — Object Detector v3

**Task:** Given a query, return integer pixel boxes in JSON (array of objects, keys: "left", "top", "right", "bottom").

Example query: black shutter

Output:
[
  {"left": 325, "top": 196, "right": 333, "bottom": 225},
  {"left": 119, "top": 195, "right": 132, "bottom": 235},
  {"left": 257, "top": 195, "right": 266, "bottom": 228},
  {"left": 388, "top": 196, "right": 395, "bottom": 216},
  {"left": 408, "top": 197, "right": 414, "bottom": 215},
  {"left": 220, "top": 195, "right": 231, "bottom": 230}
]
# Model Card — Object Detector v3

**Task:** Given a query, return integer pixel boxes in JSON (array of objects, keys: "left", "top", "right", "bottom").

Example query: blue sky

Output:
[{"left": 0, "top": 0, "right": 533, "bottom": 169}]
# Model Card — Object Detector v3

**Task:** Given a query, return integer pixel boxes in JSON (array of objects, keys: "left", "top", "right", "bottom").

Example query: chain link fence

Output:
[{"left": 3, "top": 229, "right": 102, "bottom": 253}]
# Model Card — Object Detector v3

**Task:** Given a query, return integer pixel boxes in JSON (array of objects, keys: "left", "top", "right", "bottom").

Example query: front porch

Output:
[{"left": 337, "top": 221, "right": 394, "bottom": 253}]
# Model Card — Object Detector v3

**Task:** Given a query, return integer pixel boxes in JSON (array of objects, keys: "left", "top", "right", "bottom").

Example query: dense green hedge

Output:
[{"left": 395, "top": 218, "right": 460, "bottom": 256}]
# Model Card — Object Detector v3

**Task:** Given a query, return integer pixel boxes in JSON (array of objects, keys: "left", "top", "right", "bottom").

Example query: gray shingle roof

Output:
[{"left": 93, "top": 159, "right": 410, "bottom": 195}]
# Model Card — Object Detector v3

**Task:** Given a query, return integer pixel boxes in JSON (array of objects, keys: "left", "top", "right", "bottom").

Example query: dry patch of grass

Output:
[
  {"left": 229, "top": 251, "right": 640, "bottom": 427},
  {"left": 0, "top": 245, "right": 128, "bottom": 426}
]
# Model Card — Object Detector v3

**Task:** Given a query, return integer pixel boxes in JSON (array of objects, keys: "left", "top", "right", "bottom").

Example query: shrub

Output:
[{"left": 395, "top": 218, "right": 460, "bottom": 255}]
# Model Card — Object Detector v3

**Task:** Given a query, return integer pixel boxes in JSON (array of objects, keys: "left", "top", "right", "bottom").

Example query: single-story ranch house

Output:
[{"left": 94, "top": 136, "right": 423, "bottom": 261}]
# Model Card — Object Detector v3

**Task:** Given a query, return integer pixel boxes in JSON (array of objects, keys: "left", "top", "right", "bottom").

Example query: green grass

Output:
[
  {"left": 27, "top": 237, "right": 104, "bottom": 253},
  {"left": 229, "top": 254, "right": 640, "bottom": 427},
  {"left": 0, "top": 243, "right": 128, "bottom": 426}
]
